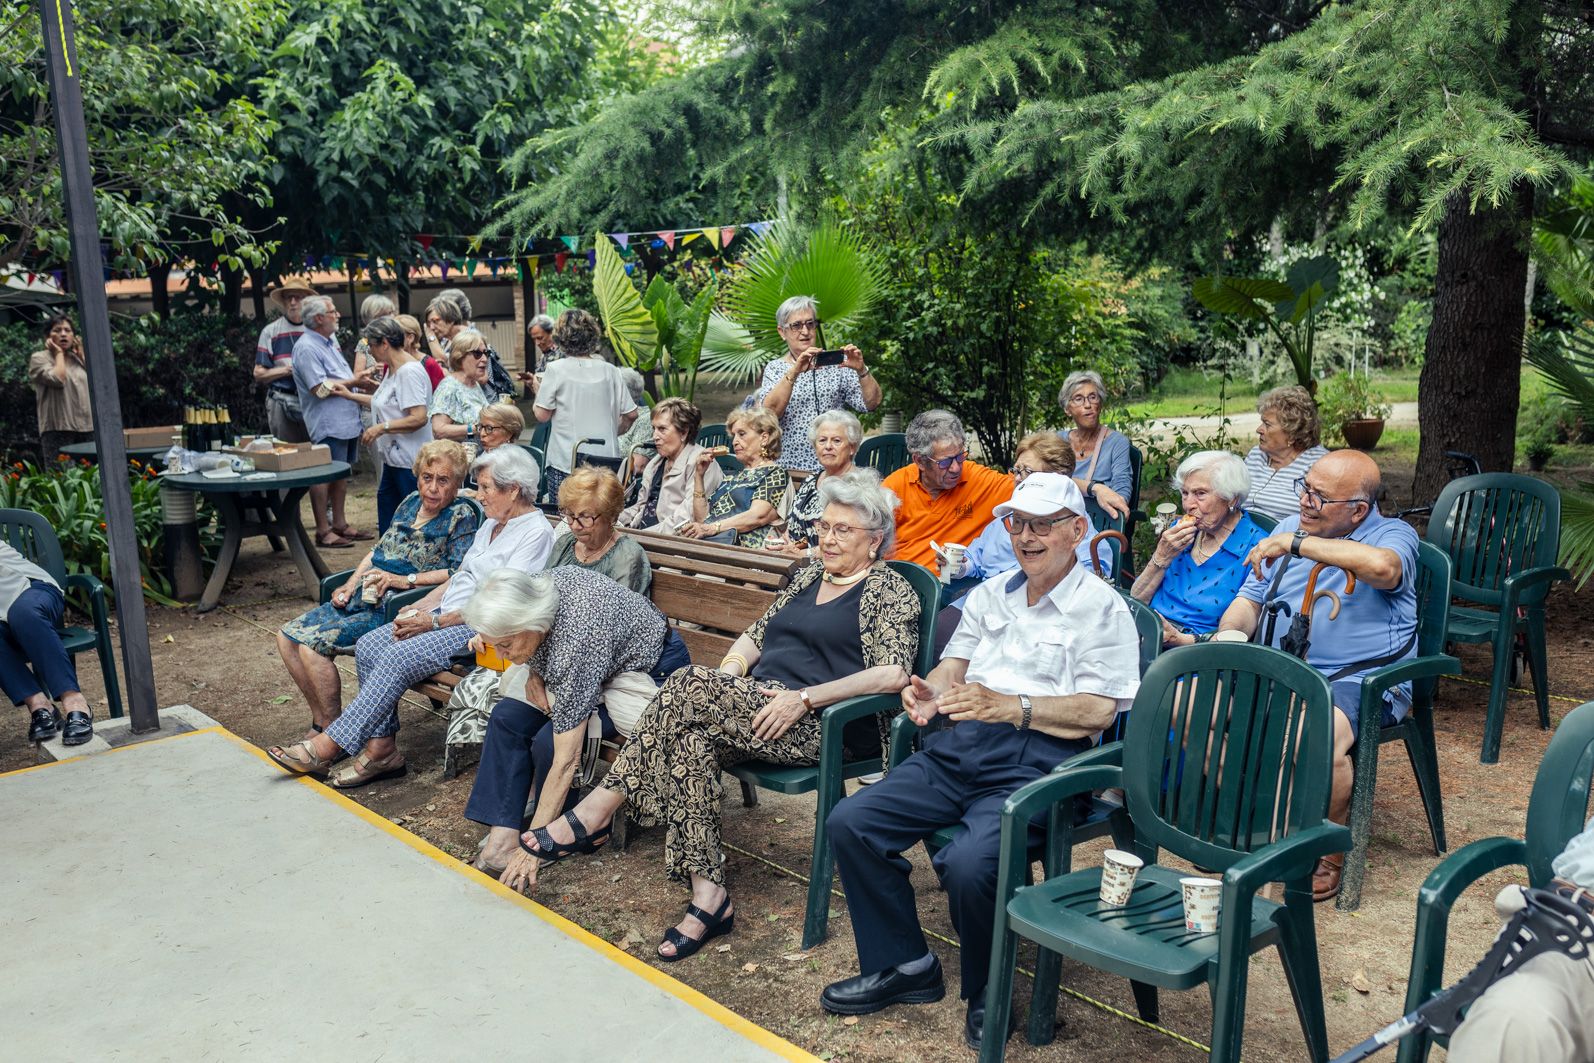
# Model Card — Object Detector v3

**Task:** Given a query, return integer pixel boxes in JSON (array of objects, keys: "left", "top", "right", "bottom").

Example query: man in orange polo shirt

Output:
[{"left": 883, "top": 410, "right": 1013, "bottom": 569}]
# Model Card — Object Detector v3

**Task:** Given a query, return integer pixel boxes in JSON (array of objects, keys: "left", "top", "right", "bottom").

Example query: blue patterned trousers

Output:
[{"left": 325, "top": 621, "right": 472, "bottom": 754}]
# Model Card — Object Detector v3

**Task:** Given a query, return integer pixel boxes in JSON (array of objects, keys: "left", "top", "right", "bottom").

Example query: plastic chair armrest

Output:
[
  {"left": 382, "top": 586, "right": 429, "bottom": 622},
  {"left": 320, "top": 568, "right": 356, "bottom": 605},
  {"left": 1057, "top": 740, "right": 1124, "bottom": 772},
  {"left": 816, "top": 693, "right": 897, "bottom": 784},
  {"left": 888, "top": 710, "right": 921, "bottom": 769},
  {"left": 1224, "top": 822, "right": 1353, "bottom": 894},
  {"left": 1403, "top": 836, "right": 1530, "bottom": 1018},
  {"left": 1001, "top": 763, "right": 1124, "bottom": 825},
  {"left": 1501, "top": 565, "right": 1571, "bottom": 609},
  {"left": 62, "top": 572, "right": 110, "bottom": 624},
  {"left": 1361, "top": 654, "right": 1462, "bottom": 702}
]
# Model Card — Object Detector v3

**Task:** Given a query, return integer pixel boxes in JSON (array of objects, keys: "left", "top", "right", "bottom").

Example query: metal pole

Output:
[{"left": 38, "top": 0, "right": 161, "bottom": 733}]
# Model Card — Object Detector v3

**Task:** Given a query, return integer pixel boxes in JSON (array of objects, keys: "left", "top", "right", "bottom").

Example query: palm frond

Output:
[
  {"left": 1558, "top": 484, "right": 1594, "bottom": 590},
  {"left": 699, "top": 311, "right": 765, "bottom": 381},
  {"left": 1525, "top": 324, "right": 1594, "bottom": 419},
  {"left": 592, "top": 235, "right": 657, "bottom": 368},
  {"left": 722, "top": 220, "right": 886, "bottom": 357}
]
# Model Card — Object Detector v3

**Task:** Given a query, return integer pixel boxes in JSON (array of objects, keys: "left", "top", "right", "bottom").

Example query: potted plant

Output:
[{"left": 1318, "top": 370, "right": 1392, "bottom": 450}]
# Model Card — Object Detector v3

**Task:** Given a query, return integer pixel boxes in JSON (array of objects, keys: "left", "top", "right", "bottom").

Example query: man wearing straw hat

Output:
[
  {"left": 254, "top": 275, "right": 316, "bottom": 444},
  {"left": 821, "top": 473, "right": 1141, "bottom": 1051}
]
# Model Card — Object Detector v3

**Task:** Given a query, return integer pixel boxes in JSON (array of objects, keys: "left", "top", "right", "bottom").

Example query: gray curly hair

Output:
[{"left": 817, "top": 467, "right": 900, "bottom": 556}]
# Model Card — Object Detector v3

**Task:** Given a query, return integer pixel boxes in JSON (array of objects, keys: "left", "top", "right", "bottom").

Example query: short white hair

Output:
[
  {"left": 776, "top": 295, "right": 818, "bottom": 329},
  {"left": 1058, "top": 369, "right": 1107, "bottom": 410},
  {"left": 472, "top": 445, "right": 541, "bottom": 503},
  {"left": 462, "top": 569, "right": 558, "bottom": 639},
  {"left": 817, "top": 467, "right": 900, "bottom": 556},
  {"left": 1172, "top": 450, "right": 1250, "bottom": 505},
  {"left": 301, "top": 295, "right": 337, "bottom": 330},
  {"left": 809, "top": 409, "right": 863, "bottom": 448},
  {"left": 905, "top": 409, "right": 964, "bottom": 458}
]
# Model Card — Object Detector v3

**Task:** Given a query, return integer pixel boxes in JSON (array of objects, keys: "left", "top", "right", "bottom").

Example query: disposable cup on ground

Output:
[
  {"left": 1180, "top": 876, "right": 1222, "bottom": 933},
  {"left": 1098, "top": 849, "right": 1144, "bottom": 906}
]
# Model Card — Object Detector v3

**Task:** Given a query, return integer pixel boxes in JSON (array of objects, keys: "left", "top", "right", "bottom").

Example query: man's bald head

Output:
[
  {"left": 1299, "top": 449, "right": 1381, "bottom": 537},
  {"left": 1315, "top": 449, "right": 1381, "bottom": 501}
]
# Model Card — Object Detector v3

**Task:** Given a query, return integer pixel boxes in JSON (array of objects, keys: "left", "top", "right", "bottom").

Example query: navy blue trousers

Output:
[
  {"left": 376, "top": 465, "right": 417, "bottom": 535},
  {"left": 0, "top": 580, "right": 79, "bottom": 706},
  {"left": 827, "top": 719, "right": 1088, "bottom": 1001}
]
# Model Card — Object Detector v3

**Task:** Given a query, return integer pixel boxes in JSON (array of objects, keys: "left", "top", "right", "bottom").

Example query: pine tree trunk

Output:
[
  {"left": 148, "top": 261, "right": 171, "bottom": 319},
  {"left": 1412, "top": 185, "right": 1533, "bottom": 505}
]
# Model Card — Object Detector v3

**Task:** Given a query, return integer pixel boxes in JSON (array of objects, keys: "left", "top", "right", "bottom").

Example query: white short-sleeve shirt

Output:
[
  {"left": 945, "top": 561, "right": 1141, "bottom": 714},
  {"left": 370, "top": 360, "right": 435, "bottom": 470},
  {"left": 439, "top": 509, "right": 555, "bottom": 614},
  {"left": 534, "top": 357, "right": 638, "bottom": 472}
]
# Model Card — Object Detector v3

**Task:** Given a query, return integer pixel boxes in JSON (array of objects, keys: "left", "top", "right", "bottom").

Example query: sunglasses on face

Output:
[{"left": 925, "top": 451, "right": 967, "bottom": 472}]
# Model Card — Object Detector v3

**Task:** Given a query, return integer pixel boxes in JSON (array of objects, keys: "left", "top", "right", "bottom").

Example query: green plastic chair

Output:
[
  {"left": 1423, "top": 473, "right": 1567, "bottom": 763},
  {"left": 0, "top": 508, "right": 123, "bottom": 720},
  {"left": 1339, "top": 541, "right": 1460, "bottom": 910},
  {"left": 857, "top": 433, "right": 909, "bottom": 476},
  {"left": 697, "top": 422, "right": 731, "bottom": 451},
  {"left": 1248, "top": 510, "right": 1279, "bottom": 534},
  {"left": 724, "top": 560, "right": 941, "bottom": 948},
  {"left": 1395, "top": 698, "right": 1594, "bottom": 1063},
  {"left": 980, "top": 642, "right": 1349, "bottom": 1063}
]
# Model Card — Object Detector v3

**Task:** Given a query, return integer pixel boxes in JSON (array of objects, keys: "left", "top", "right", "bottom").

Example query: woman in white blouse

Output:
[
  {"left": 1243, "top": 385, "right": 1330, "bottom": 524},
  {"left": 268, "top": 446, "right": 554, "bottom": 788}
]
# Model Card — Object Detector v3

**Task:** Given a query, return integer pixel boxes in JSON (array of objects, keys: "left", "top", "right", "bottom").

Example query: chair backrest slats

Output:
[
  {"left": 0, "top": 508, "right": 67, "bottom": 584},
  {"left": 1427, "top": 474, "right": 1560, "bottom": 607},
  {"left": 857, "top": 433, "right": 909, "bottom": 476}
]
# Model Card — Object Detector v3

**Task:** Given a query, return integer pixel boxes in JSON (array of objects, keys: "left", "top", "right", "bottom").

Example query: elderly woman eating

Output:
[
  {"left": 782, "top": 409, "right": 861, "bottom": 549},
  {"left": 755, "top": 295, "right": 881, "bottom": 472},
  {"left": 1244, "top": 384, "right": 1330, "bottom": 523},
  {"left": 1130, "top": 450, "right": 1265, "bottom": 647},
  {"left": 618, "top": 397, "right": 723, "bottom": 531},
  {"left": 277, "top": 440, "right": 478, "bottom": 737},
  {"left": 678, "top": 407, "right": 789, "bottom": 549},
  {"left": 1058, "top": 369, "right": 1133, "bottom": 522},
  {"left": 549, "top": 469, "right": 651, "bottom": 594},
  {"left": 429, "top": 330, "right": 492, "bottom": 444},
  {"left": 521, "top": 470, "right": 919, "bottom": 960},
  {"left": 463, "top": 567, "right": 690, "bottom": 879},
  {"left": 267, "top": 446, "right": 554, "bottom": 787}
]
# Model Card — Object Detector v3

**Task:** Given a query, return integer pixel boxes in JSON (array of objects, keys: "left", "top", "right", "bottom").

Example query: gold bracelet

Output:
[{"left": 720, "top": 653, "right": 748, "bottom": 676}]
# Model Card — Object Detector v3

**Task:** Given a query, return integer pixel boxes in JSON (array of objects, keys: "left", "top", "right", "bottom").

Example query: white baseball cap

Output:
[{"left": 992, "top": 472, "right": 1087, "bottom": 520}]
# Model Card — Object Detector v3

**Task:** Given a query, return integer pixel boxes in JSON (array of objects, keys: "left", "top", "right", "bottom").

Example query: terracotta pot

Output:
[{"left": 1341, "top": 418, "right": 1385, "bottom": 451}]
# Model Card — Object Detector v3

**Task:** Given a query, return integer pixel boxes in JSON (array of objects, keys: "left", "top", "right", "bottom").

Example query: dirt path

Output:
[{"left": 4, "top": 466, "right": 1587, "bottom": 1060}]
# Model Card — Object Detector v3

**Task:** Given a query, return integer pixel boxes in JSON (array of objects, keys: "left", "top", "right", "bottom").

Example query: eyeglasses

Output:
[
  {"left": 1293, "top": 477, "right": 1367, "bottom": 510},
  {"left": 814, "top": 520, "right": 875, "bottom": 540},
  {"left": 1009, "top": 463, "right": 1036, "bottom": 480},
  {"left": 924, "top": 450, "right": 967, "bottom": 472},
  {"left": 478, "top": 424, "right": 511, "bottom": 437},
  {"left": 559, "top": 510, "right": 601, "bottom": 528},
  {"left": 1068, "top": 392, "right": 1103, "bottom": 407},
  {"left": 781, "top": 317, "right": 821, "bottom": 333},
  {"left": 1002, "top": 513, "right": 1076, "bottom": 536}
]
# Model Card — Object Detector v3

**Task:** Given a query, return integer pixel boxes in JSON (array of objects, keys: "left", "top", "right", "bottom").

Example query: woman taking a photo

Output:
[
  {"left": 28, "top": 314, "right": 92, "bottom": 464},
  {"left": 677, "top": 407, "right": 788, "bottom": 550},
  {"left": 429, "top": 330, "right": 491, "bottom": 444},
  {"left": 618, "top": 397, "right": 724, "bottom": 532},
  {"left": 517, "top": 470, "right": 919, "bottom": 962},
  {"left": 332, "top": 317, "right": 434, "bottom": 533}
]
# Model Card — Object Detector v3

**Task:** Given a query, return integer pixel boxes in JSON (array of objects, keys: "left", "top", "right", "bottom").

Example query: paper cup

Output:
[
  {"left": 937, "top": 542, "right": 967, "bottom": 584},
  {"left": 361, "top": 574, "right": 382, "bottom": 605},
  {"left": 1099, "top": 849, "right": 1144, "bottom": 907},
  {"left": 1180, "top": 877, "right": 1222, "bottom": 934},
  {"left": 1152, "top": 502, "right": 1178, "bottom": 535}
]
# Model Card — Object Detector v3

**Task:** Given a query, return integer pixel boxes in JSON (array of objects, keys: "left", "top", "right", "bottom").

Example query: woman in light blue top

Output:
[
  {"left": 1058, "top": 369, "right": 1132, "bottom": 522},
  {"left": 1130, "top": 450, "right": 1265, "bottom": 648}
]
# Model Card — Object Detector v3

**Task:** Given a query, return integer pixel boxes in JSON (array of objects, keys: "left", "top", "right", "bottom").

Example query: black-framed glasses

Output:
[
  {"left": 1009, "top": 462, "right": 1037, "bottom": 480},
  {"left": 478, "top": 423, "right": 511, "bottom": 436},
  {"left": 925, "top": 450, "right": 967, "bottom": 472},
  {"left": 781, "top": 317, "right": 821, "bottom": 333},
  {"left": 1293, "top": 476, "right": 1367, "bottom": 510},
  {"left": 1002, "top": 513, "right": 1076, "bottom": 536},
  {"left": 559, "top": 510, "right": 601, "bottom": 528}
]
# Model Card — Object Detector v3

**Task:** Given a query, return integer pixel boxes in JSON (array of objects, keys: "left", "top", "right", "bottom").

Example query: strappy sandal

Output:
[
  {"left": 658, "top": 896, "right": 735, "bottom": 963},
  {"left": 332, "top": 525, "right": 375, "bottom": 541},
  {"left": 315, "top": 531, "right": 356, "bottom": 549},
  {"left": 328, "top": 749, "right": 407, "bottom": 789},
  {"left": 520, "top": 809, "right": 612, "bottom": 866},
  {"left": 267, "top": 739, "right": 334, "bottom": 775}
]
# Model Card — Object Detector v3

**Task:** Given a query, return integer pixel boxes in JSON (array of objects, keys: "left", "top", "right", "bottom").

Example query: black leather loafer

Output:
[
  {"left": 27, "top": 706, "right": 63, "bottom": 742},
  {"left": 820, "top": 956, "right": 945, "bottom": 1015},
  {"left": 963, "top": 997, "right": 1015, "bottom": 1052},
  {"left": 61, "top": 710, "right": 93, "bottom": 746}
]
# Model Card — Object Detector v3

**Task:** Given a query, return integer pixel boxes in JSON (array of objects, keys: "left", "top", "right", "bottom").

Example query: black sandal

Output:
[
  {"left": 658, "top": 896, "right": 735, "bottom": 963},
  {"left": 521, "top": 810, "right": 612, "bottom": 865}
]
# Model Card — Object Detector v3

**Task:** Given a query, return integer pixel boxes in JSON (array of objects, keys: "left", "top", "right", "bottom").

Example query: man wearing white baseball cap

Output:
[{"left": 821, "top": 472, "right": 1141, "bottom": 1051}]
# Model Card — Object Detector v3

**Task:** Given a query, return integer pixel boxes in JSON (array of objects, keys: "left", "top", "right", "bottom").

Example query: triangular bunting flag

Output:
[
  {"left": 464, "top": 258, "right": 478, "bottom": 277},
  {"left": 721, "top": 226, "right": 737, "bottom": 248},
  {"left": 680, "top": 232, "right": 701, "bottom": 246},
  {"left": 416, "top": 234, "right": 434, "bottom": 250},
  {"left": 703, "top": 228, "right": 721, "bottom": 250},
  {"left": 610, "top": 233, "right": 629, "bottom": 250},
  {"left": 561, "top": 235, "right": 580, "bottom": 252},
  {"left": 586, "top": 250, "right": 597, "bottom": 269},
  {"left": 526, "top": 257, "right": 539, "bottom": 278},
  {"left": 440, "top": 260, "right": 450, "bottom": 279},
  {"left": 659, "top": 231, "right": 676, "bottom": 250},
  {"left": 555, "top": 252, "right": 568, "bottom": 273}
]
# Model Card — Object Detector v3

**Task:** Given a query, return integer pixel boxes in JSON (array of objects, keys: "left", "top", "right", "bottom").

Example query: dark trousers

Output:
[
  {"left": 377, "top": 465, "right": 417, "bottom": 534},
  {"left": 827, "top": 720, "right": 1087, "bottom": 1001},
  {"left": 0, "top": 580, "right": 79, "bottom": 706},
  {"left": 39, "top": 430, "right": 93, "bottom": 466},
  {"left": 465, "top": 698, "right": 618, "bottom": 827}
]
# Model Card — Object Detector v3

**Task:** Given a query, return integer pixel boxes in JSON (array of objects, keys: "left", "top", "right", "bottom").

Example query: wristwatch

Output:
[
  {"left": 430, "top": 613, "right": 440, "bottom": 631},
  {"left": 406, "top": 573, "right": 417, "bottom": 587},
  {"left": 1016, "top": 695, "right": 1033, "bottom": 732},
  {"left": 1290, "top": 530, "right": 1309, "bottom": 557},
  {"left": 857, "top": 366, "right": 872, "bottom": 379},
  {"left": 799, "top": 689, "right": 814, "bottom": 713}
]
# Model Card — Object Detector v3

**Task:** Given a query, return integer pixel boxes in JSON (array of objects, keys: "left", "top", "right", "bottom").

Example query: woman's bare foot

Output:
[{"left": 475, "top": 826, "right": 521, "bottom": 872}]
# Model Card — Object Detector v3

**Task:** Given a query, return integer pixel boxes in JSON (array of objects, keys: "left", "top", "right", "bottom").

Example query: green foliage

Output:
[
  {"left": 0, "top": 459, "right": 211, "bottom": 606},
  {"left": 592, "top": 236, "right": 658, "bottom": 367},
  {"left": 1192, "top": 255, "right": 1339, "bottom": 389},
  {"left": 591, "top": 236, "right": 718, "bottom": 400},
  {"left": 705, "top": 222, "right": 886, "bottom": 378},
  {"left": 0, "top": 0, "right": 282, "bottom": 272},
  {"left": 1535, "top": 177, "right": 1594, "bottom": 319},
  {"left": 1316, "top": 371, "right": 1392, "bottom": 447}
]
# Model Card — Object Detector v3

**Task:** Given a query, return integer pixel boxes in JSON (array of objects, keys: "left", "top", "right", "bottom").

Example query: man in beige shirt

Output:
[{"left": 28, "top": 314, "right": 93, "bottom": 464}]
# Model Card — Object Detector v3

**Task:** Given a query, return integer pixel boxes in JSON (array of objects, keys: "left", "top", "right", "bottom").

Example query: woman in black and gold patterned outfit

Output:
[{"left": 521, "top": 468, "right": 920, "bottom": 961}]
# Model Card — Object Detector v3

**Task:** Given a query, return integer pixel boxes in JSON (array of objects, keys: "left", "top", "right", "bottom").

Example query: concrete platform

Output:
[{"left": 0, "top": 728, "right": 810, "bottom": 1062}]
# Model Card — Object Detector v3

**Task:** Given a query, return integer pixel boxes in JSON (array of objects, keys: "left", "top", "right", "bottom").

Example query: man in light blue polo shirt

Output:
[
  {"left": 1215, "top": 449, "right": 1418, "bottom": 902},
  {"left": 291, "top": 295, "right": 368, "bottom": 548}
]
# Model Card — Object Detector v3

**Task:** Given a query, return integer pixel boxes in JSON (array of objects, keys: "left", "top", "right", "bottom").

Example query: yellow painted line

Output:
[
  {"left": 0, "top": 722, "right": 223, "bottom": 779},
  {"left": 213, "top": 728, "right": 817, "bottom": 1063}
]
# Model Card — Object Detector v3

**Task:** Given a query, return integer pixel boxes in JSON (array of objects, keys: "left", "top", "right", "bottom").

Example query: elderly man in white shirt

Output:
[
  {"left": 268, "top": 446, "right": 554, "bottom": 789},
  {"left": 820, "top": 473, "right": 1140, "bottom": 1052}
]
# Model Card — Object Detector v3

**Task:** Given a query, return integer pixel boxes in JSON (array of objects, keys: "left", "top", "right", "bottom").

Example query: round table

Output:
[
  {"left": 161, "top": 461, "right": 352, "bottom": 612},
  {"left": 60, "top": 441, "right": 172, "bottom": 464}
]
